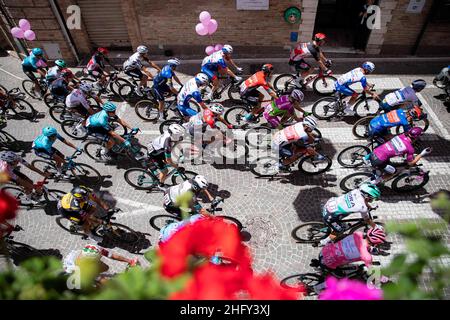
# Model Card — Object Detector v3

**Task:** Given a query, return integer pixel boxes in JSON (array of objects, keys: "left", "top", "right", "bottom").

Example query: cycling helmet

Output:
[
  {"left": 167, "top": 58, "right": 181, "bottom": 67},
  {"left": 55, "top": 59, "right": 66, "bottom": 68},
  {"left": 362, "top": 61, "right": 375, "bottom": 73},
  {"left": 32, "top": 48, "right": 43, "bottom": 56},
  {"left": 290, "top": 89, "right": 304, "bottom": 102},
  {"left": 408, "top": 106, "right": 424, "bottom": 121},
  {"left": 0, "top": 151, "right": 19, "bottom": 164},
  {"left": 303, "top": 116, "right": 318, "bottom": 130},
  {"left": 222, "top": 44, "right": 233, "bottom": 54},
  {"left": 359, "top": 183, "right": 381, "bottom": 200},
  {"left": 42, "top": 126, "right": 57, "bottom": 137},
  {"left": 209, "top": 103, "right": 225, "bottom": 115},
  {"left": 314, "top": 33, "right": 326, "bottom": 42},
  {"left": 137, "top": 45, "right": 148, "bottom": 54},
  {"left": 102, "top": 101, "right": 117, "bottom": 112},
  {"left": 367, "top": 227, "right": 386, "bottom": 245},
  {"left": 61, "top": 68, "right": 73, "bottom": 78},
  {"left": 168, "top": 123, "right": 185, "bottom": 140},
  {"left": 261, "top": 64, "right": 274, "bottom": 74},
  {"left": 97, "top": 47, "right": 109, "bottom": 55},
  {"left": 80, "top": 245, "right": 102, "bottom": 259},
  {"left": 71, "top": 186, "right": 90, "bottom": 200},
  {"left": 192, "top": 175, "right": 208, "bottom": 191},
  {"left": 406, "top": 127, "right": 423, "bottom": 140},
  {"left": 411, "top": 79, "right": 427, "bottom": 92},
  {"left": 195, "top": 73, "right": 209, "bottom": 85},
  {"left": 79, "top": 81, "right": 93, "bottom": 94}
]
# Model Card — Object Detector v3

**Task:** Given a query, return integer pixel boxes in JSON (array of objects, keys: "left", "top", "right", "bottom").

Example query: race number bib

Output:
[{"left": 163, "top": 193, "right": 171, "bottom": 206}]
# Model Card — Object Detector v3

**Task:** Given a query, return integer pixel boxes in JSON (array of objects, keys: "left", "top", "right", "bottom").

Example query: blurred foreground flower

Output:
[
  {"left": 319, "top": 277, "right": 383, "bottom": 300},
  {"left": 0, "top": 189, "right": 18, "bottom": 223}
]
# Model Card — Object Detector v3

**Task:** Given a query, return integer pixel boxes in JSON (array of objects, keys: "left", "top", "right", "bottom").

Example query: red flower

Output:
[
  {"left": 245, "top": 273, "right": 302, "bottom": 300},
  {"left": 0, "top": 189, "right": 18, "bottom": 223}
]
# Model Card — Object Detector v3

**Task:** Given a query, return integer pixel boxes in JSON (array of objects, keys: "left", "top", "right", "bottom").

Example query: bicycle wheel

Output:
[
  {"left": 312, "top": 75, "right": 337, "bottom": 96},
  {"left": 9, "top": 98, "right": 37, "bottom": 120},
  {"left": 298, "top": 155, "right": 332, "bottom": 175},
  {"left": 55, "top": 216, "right": 85, "bottom": 236},
  {"left": 250, "top": 156, "right": 279, "bottom": 177},
  {"left": 49, "top": 105, "right": 69, "bottom": 124},
  {"left": 31, "top": 160, "right": 58, "bottom": 176},
  {"left": 339, "top": 172, "right": 373, "bottom": 192},
  {"left": 110, "top": 78, "right": 132, "bottom": 96},
  {"left": 84, "top": 141, "right": 110, "bottom": 162},
  {"left": 273, "top": 74, "right": 296, "bottom": 92},
  {"left": 291, "top": 222, "right": 329, "bottom": 243},
  {"left": 224, "top": 105, "right": 250, "bottom": 128},
  {"left": 124, "top": 168, "right": 159, "bottom": 190},
  {"left": 280, "top": 273, "right": 323, "bottom": 293},
  {"left": 395, "top": 118, "right": 429, "bottom": 134},
  {"left": 150, "top": 214, "right": 180, "bottom": 231},
  {"left": 22, "top": 80, "right": 40, "bottom": 99},
  {"left": 171, "top": 170, "right": 198, "bottom": 185},
  {"left": 354, "top": 98, "right": 380, "bottom": 118},
  {"left": 0, "top": 186, "right": 31, "bottom": 207},
  {"left": 245, "top": 126, "right": 272, "bottom": 148},
  {"left": 135, "top": 99, "right": 159, "bottom": 121},
  {"left": 352, "top": 116, "right": 375, "bottom": 139},
  {"left": 111, "top": 120, "right": 128, "bottom": 136},
  {"left": 70, "top": 163, "right": 102, "bottom": 184},
  {"left": 227, "top": 83, "right": 241, "bottom": 100},
  {"left": 118, "top": 83, "right": 138, "bottom": 102},
  {"left": 43, "top": 189, "right": 65, "bottom": 203},
  {"left": 312, "top": 97, "right": 339, "bottom": 120},
  {"left": 95, "top": 223, "right": 139, "bottom": 244},
  {"left": 159, "top": 118, "right": 181, "bottom": 134},
  {"left": 337, "top": 145, "right": 371, "bottom": 168},
  {"left": 61, "top": 119, "right": 88, "bottom": 140},
  {"left": 216, "top": 215, "right": 244, "bottom": 231},
  {"left": 391, "top": 172, "right": 430, "bottom": 193},
  {"left": 44, "top": 93, "right": 63, "bottom": 109}
]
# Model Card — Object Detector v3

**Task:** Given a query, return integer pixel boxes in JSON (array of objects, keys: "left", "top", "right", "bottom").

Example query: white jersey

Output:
[
  {"left": 337, "top": 68, "right": 366, "bottom": 86},
  {"left": 177, "top": 78, "right": 201, "bottom": 105},
  {"left": 325, "top": 189, "right": 369, "bottom": 218},
  {"left": 123, "top": 52, "right": 145, "bottom": 70},
  {"left": 271, "top": 122, "right": 308, "bottom": 149},
  {"left": 166, "top": 180, "right": 194, "bottom": 204},
  {"left": 383, "top": 87, "right": 419, "bottom": 107},
  {"left": 46, "top": 66, "right": 61, "bottom": 79},
  {"left": 65, "top": 89, "right": 90, "bottom": 110},
  {"left": 148, "top": 132, "right": 170, "bottom": 153},
  {"left": 201, "top": 51, "right": 225, "bottom": 66},
  {"left": 289, "top": 43, "right": 312, "bottom": 61}
]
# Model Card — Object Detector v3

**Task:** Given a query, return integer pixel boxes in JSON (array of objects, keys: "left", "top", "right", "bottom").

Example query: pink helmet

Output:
[
  {"left": 406, "top": 127, "right": 423, "bottom": 140},
  {"left": 367, "top": 227, "right": 386, "bottom": 245}
]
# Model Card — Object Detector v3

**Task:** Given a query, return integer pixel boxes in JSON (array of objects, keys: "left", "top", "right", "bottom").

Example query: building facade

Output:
[{"left": 0, "top": 0, "right": 449, "bottom": 64}]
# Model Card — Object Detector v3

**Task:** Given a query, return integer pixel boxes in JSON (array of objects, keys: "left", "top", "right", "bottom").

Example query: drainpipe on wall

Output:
[
  {"left": 49, "top": 0, "right": 80, "bottom": 63},
  {"left": 411, "top": 0, "right": 438, "bottom": 56}
]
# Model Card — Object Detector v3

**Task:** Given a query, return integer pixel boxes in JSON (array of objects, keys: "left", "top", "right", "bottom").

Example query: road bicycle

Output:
[
  {"left": 201, "top": 72, "right": 243, "bottom": 102},
  {"left": 117, "top": 75, "right": 154, "bottom": 103},
  {"left": 31, "top": 149, "right": 101, "bottom": 185},
  {"left": 22, "top": 76, "right": 48, "bottom": 100},
  {"left": 49, "top": 101, "right": 101, "bottom": 125},
  {"left": 149, "top": 197, "right": 244, "bottom": 232},
  {"left": 0, "top": 87, "right": 37, "bottom": 121},
  {"left": 61, "top": 113, "right": 127, "bottom": 140},
  {"left": 80, "top": 69, "right": 132, "bottom": 97},
  {"left": 135, "top": 94, "right": 199, "bottom": 122}
]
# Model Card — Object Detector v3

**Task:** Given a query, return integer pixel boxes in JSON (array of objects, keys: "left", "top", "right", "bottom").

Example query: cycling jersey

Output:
[
  {"left": 185, "top": 109, "right": 216, "bottom": 134},
  {"left": 165, "top": 180, "right": 198, "bottom": 205},
  {"left": 335, "top": 68, "right": 368, "bottom": 96},
  {"left": 289, "top": 42, "right": 320, "bottom": 61},
  {"left": 153, "top": 65, "right": 174, "bottom": 87},
  {"left": 49, "top": 77, "right": 70, "bottom": 97},
  {"left": 148, "top": 132, "right": 173, "bottom": 157},
  {"left": 323, "top": 189, "right": 369, "bottom": 219},
  {"left": 65, "top": 89, "right": 90, "bottom": 110},
  {"left": 159, "top": 214, "right": 204, "bottom": 243},
  {"left": 86, "top": 110, "right": 112, "bottom": 130},
  {"left": 240, "top": 71, "right": 271, "bottom": 95},
  {"left": 123, "top": 52, "right": 145, "bottom": 70},
  {"left": 32, "top": 133, "right": 65, "bottom": 153},
  {"left": 59, "top": 193, "right": 96, "bottom": 212},
  {"left": 381, "top": 87, "right": 419, "bottom": 110},
  {"left": 63, "top": 244, "right": 111, "bottom": 274},
  {"left": 271, "top": 122, "right": 308, "bottom": 149},
  {"left": 87, "top": 53, "right": 105, "bottom": 71},
  {"left": 0, "top": 159, "right": 27, "bottom": 181},
  {"left": 320, "top": 232, "right": 372, "bottom": 269},
  {"left": 46, "top": 66, "right": 61, "bottom": 83},
  {"left": 201, "top": 51, "right": 227, "bottom": 70},
  {"left": 268, "top": 95, "right": 294, "bottom": 117},
  {"left": 22, "top": 53, "right": 45, "bottom": 71},
  {"left": 373, "top": 133, "right": 415, "bottom": 163},
  {"left": 177, "top": 78, "right": 202, "bottom": 117},
  {"left": 369, "top": 109, "right": 411, "bottom": 136}
]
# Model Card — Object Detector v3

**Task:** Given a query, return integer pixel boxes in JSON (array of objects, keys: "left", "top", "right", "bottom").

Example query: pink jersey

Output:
[
  {"left": 320, "top": 232, "right": 372, "bottom": 269},
  {"left": 373, "top": 134, "right": 415, "bottom": 162}
]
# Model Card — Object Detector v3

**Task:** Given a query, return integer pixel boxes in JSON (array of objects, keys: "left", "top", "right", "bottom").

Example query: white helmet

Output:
[
  {"left": 0, "top": 151, "right": 19, "bottom": 164},
  {"left": 168, "top": 123, "right": 185, "bottom": 140},
  {"left": 290, "top": 89, "right": 304, "bottom": 102},
  {"left": 362, "top": 61, "right": 375, "bottom": 73},
  {"left": 79, "top": 81, "right": 93, "bottom": 94},
  {"left": 195, "top": 73, "right": 209, "bottom": 85},
  {"left": 192, "top": 175, "right": 208, "bottom": 191},
  {"left": 137, "top": 45, "right": 148, "bottom": 54},
  {"left": 167, "top": 58, "right": 180, "bottom": 67},
  {"left": 209, "top": 103, "right": 224, "bottom": 115},
  {"left": 303, "top": 116, "right": 318, "bottom": 130},
  {"left": 222, "top": 44, "right": 233, "bottom": 54}
]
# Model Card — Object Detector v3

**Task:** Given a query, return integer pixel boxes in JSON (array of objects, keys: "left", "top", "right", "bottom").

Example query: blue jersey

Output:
[
  {"left": 370, "top": 109, "right": 411, "bottom": 132},
  {"left": 153, "top": 65, "right": 174, "bottom": 87},
  {"left": 32, "top": 134, "right": 64, "bottom": 152},
  {"left": 22, "top": 53, "right": 40, "bottom": 71},
  {"left": 201, "top": 51, "right": 227, "bottom": 71},
  {"left": 86, "top": 110, "right": 112, "bottom": 130},
  {"left": 177, "top": 78, "right": 202, "bottom": 106}
]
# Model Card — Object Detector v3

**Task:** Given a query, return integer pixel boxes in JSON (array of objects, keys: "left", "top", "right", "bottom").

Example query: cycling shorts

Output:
[
  {"left": 9, "top": 169, "right": 30, "bottom": 184},
  {"left": 201, "top": 65, "right": 218, "bottom": 81},
  {"left": 86, "top": 126, "right": 110, "bottom": 141},
  {"left": 88, "top": 69, "right": 102, "bottom": 79},
  {"left": 288, "top": 59, "right": 311, "bottom": 72},
  {"left": 368, "top": 124, "right": 390, "bottom": 139},
  {"left": 335, "top": 83, "right": 356, "bottom": 97},
  {"left": 322, "top": 207, "right": 347, "bottom": 233},
  {"left": 240, "top": 89, "right": 261, "bottom": 106},
  {"left": 152, "top": 84, "right": 171, "bottom": 102},
  {"left": 148, "top": 150, "right": 167, "bottom": 170},
  {"left": 177, "top": 103, "right": 198, "bottom": 117},
  {"left": 369, "top": 152, "right": 389, "bottom": 171},
  {"left": 33, "top": 147, "right": 63, "bottom": 160},
  {"left": 57, "top": 207, "right": 85, "bottom": 225},
  {"left": 124, "top": 67, "right": 144, "bottom": 80}
]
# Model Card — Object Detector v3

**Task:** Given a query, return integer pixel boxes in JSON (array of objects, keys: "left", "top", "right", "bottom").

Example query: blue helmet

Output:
[
  {"left": 195, "top": 73, "right": 209, "bottom": 85},
  {"left": 362, "top": 61, "right": 375, "bottom": 73},
  {"left": 42, "top": 126, "right": 57, "bottom": 137},
  {"left": 102, "top": 102, "right": 117, "bottom": 112},
  {"left": 32, "top": 48, "right": 43, "bottom": 56}
]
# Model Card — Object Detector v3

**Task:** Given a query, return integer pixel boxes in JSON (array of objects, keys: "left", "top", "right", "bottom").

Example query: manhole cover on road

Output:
[{"left": 243, "top": 215, "right": 281, "bottom": 252}]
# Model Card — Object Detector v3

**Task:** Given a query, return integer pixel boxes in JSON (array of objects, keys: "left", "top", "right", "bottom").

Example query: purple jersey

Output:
[
  {"left": 373, "top": 134, "right": 415, "bottom": 162},
  {"left": 266, "top": 95, "right": 294, "bottom": 117}
]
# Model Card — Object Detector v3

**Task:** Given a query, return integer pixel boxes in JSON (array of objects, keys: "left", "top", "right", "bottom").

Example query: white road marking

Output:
[
  {"left": 116, "top": 102, "right": 129, "bottom": 118},
  {"left": 0, "top": 67, "right": 25, "bottom": 80},
  {"left": 116, "top": 197, "right": 163, "bottom": 217}
]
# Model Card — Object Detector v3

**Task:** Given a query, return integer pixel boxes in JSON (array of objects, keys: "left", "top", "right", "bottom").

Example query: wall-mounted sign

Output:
[
  {"left": 284, "top": 6, "right": 302, "bottom": 24},
  {"left": 406, "top": 0, "right": 426, "bottom": 13},
  {"left": 236, "top": 0, "right": 269, "bottom": 10}
]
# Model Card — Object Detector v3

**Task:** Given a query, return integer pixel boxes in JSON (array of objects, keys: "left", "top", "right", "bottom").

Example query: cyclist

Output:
[
  {"left": 201, "top": 44, "right": 243, "bottom": 101},
  {"left": 368, "top": 105, "right": 426, "bottom": 141},
  {"left": 45, "top": 59, "right": 66, "bottom": 85},
  {"left": 176, "top": 73, "right": 209, "bottom": 118},
  {"left": 0, "top": 151, "right": 49, "bottom": 203},
  {"left": 21, "top": 48, "right": 47, "bottom": 96},
  {"left": 263, "top": 89, "right": 308, "bottom": 130},
  {"left": 380, "top": 79, "right": 426, "bottom": 112},
  {"left": 271, "top": 116, "right": 321, "bottom": 170},
  {"left": 65, "top": 81, "right": 101, "bottom": 119},
  {"left": 122, "top": 45, "right": 161, "bottom": 97},
  {"left": 86, "top": 47, "right": 116, "bottom": 90},
  {"left": 320, "top": 183, "right": 382, "bottom": 246},
  {"left": 147, "top": 123, "right": 185, "bottom": 185},
  {"left": 152, "top": 58, "right": 183, "bottom": 121},
  {"left": 334, "top": 62, "right": 379, "bottom": 115},
  {"left": 85, "top": 102, "right": 135, "bottom": 161},
  {"left": 49, "top": 69, "right": 76, "bottom": 101},
  {"left": 63, "top": 244, "right": 139, "bottom": 284},
  {"left": 58, "top": 186, "right": 110, "bottom": 240},
  {"left": 289, "top": 33, "right": 331, "bottom": 84},
  {"left": 32, "top": 126, "right": 80, "bottom": 178},
  {"left": 159, "top": 213, "right": 206, "bottom": 243},
  {"left": 364, "top": 127, "right": 432, "bottom": 183},
  {"left": 163, "top": 175, "right": 214, "bottom": 217}
]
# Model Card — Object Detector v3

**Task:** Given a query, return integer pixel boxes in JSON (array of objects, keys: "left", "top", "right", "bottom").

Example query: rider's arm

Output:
[
  {"left": 116, "top": 117, "right": 133, "bottom": 131},
  {"left": 109, "top": 253, "right": 136, "bottom": 265},
  {"left": 202, "top": 189, "right": 214, "bottom": 202},
  {"left": 163, "top": 139, "right": 179, "bottom": 169},
  {"left": 172, "top": 74, "right": 183, "bottom": 87},
  {"left": 145, "top": 59, "right": 161, "bottom": 72},
  {"left": 90, "top": 194, "right": 109, "bottom": 211}
]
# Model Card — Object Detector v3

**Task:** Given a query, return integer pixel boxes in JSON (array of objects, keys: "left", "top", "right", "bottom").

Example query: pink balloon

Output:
[
  {"left": 199, "top": 11, "right": 211, "bottom": 24},
  {"left": 19, "top": 19, "right": 31, "bottom": 31},
  {"left": 214, "top": 44, "right": 223, "bottom": 52},
  {"left": 24, "top": 29, "right": 36, "bottom": 41},
  {"left": 205, "top": 46, "right": 215, "bottom": 55},
  {"left": 207, "top": 19, "right": 218, "bottom": 35},
  {"left": 195, "top": 23, "right": 208, "bottom": 36},
  {"left": 11, "top": 27, "right": 24, "bottom": 39}
]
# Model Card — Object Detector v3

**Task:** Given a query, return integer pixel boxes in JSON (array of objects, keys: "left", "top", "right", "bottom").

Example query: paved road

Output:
[{"left": 0, "top": 55, "right": 449, "bottom": 295}]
